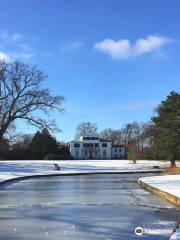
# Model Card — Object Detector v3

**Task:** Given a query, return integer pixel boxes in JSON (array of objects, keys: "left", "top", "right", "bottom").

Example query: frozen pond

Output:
[{"left": 0, "top": 173, "right": 179, "bottom": 239}]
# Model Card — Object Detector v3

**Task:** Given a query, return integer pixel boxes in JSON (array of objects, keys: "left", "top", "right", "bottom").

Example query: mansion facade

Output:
[{"left": 70, "top": 134, "right": 125, "bottom": 160}]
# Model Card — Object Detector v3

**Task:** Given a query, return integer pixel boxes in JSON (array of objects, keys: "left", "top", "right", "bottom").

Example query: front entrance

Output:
[
  {"left": 89, "top": 150, "right": 93, "bottom": 159},
  {"left": 83, "top": 148, "right": 99, "bottom": 159}
]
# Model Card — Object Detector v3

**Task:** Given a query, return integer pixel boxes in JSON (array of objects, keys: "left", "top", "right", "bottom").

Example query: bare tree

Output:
[
  {"left": 75, "top": 122, "right": 97, "bottom": 140},
  {"left": 99, "top": 128, "right": 121, "bottom": 144},
  {"left": 0, "top": 61, "right": 64, "bottom": 141},
  {"left": 127, "top": 142, "right": 141, "bottom": 163},
  {"left": 120, "top": 123, "right": 134, "bottom": 158}
]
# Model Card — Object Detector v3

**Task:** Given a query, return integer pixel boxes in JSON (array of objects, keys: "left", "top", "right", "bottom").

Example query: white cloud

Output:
[
  {"left": 94, "top": 39, "right": 131, "bottom": 59},
  {"left": 0, "top": 31, "right": 35, "bottom": 61},
  {"left": 94, "top": 35, "right": 171, "bottom": 59},
  {"left": 0, "top": 51, "right": 11, "bottom": 62},
  {"left": 61, "top": 40, "right": 83, "bottom": 52},
  {"left": 134, "top": 35, "right": 170, "bottom": 55}
]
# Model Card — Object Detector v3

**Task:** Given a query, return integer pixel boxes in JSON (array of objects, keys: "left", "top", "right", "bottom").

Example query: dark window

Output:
[
  {"left": 83, "top": 143, "right": 93, "bottom": 147},
  {"left": 83, "top": 137, "right": 90, "bottom": 140},
  {"left": 119, "top": 148, "right": 121, "bottom": 152},
  {"left": 83, "top": 137, "right": 99, "bottom": 140},
  {"left": 74, "top": 143, "right": 80, "bottom": 148},
  {"left": 115, "top": 148, "right": 117, "bottom": 152},
  {"left": 102, "top": 143, "right": 107, "bottom": 148},
  {"left": 95, "top": 143, "right": 99, "bottom": 147},
  {"left": 103, "top": 150, "right": 106, "bottom": 156}
]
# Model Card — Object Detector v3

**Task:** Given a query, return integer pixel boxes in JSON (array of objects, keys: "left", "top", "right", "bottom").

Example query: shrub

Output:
[{"left": 44, "top": 154, "right": 74, "bottom": 160}]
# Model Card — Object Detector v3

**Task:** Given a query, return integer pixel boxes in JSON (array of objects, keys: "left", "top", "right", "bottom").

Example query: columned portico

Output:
[
  {"left": 82, "top": 148, "right": 100, "bottom": 159},
  {"left": 70, "top": 133, "right": 125, "bottom": 159}
]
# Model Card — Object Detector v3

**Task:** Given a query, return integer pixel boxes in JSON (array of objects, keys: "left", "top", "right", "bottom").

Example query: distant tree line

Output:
[{"left": 0, "top": 129, "right": 72, "bottom": 160}]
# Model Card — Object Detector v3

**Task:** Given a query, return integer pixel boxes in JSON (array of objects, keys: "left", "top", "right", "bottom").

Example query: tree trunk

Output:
[
  {"left": 170, "top": 158, "right": 176, "bottom": 168},
  {"left": 0, "top": 132, "right": 4, "bottom": 142}
]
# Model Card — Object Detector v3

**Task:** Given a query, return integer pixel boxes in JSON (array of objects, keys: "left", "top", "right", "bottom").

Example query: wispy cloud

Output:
[
  {"left": 75, "top": 101, "right": 158, "bottom": 116},
  {"left": 0, "top": 30, "right": 36, "bottom": 62},
  {"left": 11, "top": 33, "right": 23, "bottom": 43},
  {"left": 0, "top": 31, "right": 23, "bottom": 43},
  {"left": 61, "top": 40, "right": 83, "bottom": 52},
  {"left": 94, "top": 35, "right": 171, "bottom": 59},
  {"left": 118, "top": 101, "right": 158, "bottom": 111}
]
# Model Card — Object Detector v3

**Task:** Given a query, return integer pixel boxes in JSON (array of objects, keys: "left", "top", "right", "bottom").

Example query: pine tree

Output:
[
  {"left": 29, "top": 129, "right": 60, "bottom": 159},
  {"left": 152, "top": 91, "right": 180, "bottom": 167}
]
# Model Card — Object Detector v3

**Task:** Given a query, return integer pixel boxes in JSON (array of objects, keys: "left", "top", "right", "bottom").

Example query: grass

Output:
[{"left": 164, "top": 167, "right": 180, "bottom": 175}]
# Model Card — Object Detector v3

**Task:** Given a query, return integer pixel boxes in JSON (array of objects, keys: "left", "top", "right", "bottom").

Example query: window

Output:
[
  {"left": 114, "top": 154, "right": 117, "bottom": 159},
  {"left": 95, "top": 143, "right": 99, "bottom": 147},
  {"left": 115, "top": 148, "right": 117, "bottom": 152},
  {"left": 85, "top": 150, "right": 88, "bottom": 156},
  {"left": 74, "top": 143, "right": 80, "bottom": 148},
  {"left": 83, "top": 137, "right": 99, "bottom": 140},
  {"left": 75, "top": 151, "right": 79, "bottom": 157},
  {"left": 103, "top": 150, "right": 106, "bottom": 156},
  {"left": 94, "top": 150, "right": 98, "bottom": 156},
  {"left": 83, "top": 143, "right": 93, "bottom": 147},
  {"left": 83, "top": 137, "right": 89, "bottom": 140},
  {"left": 102, "top": 143, "right": 107, "bottom": 148},
  {"left": 119, "top": 148, "right": 121, "bottom": 152}
]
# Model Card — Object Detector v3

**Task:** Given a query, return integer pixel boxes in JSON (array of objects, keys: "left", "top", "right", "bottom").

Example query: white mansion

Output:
[{"left": 70, "top": 134, "right": 125, "bottom": 160}]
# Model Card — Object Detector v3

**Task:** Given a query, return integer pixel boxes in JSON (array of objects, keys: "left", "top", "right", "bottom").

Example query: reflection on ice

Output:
[{"left": 0, "top": 174, "right": 179, "bottom": 240}]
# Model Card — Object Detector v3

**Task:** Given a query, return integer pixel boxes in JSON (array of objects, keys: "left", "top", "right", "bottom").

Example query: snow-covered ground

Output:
[
  {"left": 139, "top": 174, "right": 180, "bottom": 198},
  {"left": 139, "top": 174, "right": 180, "bottom": 240},
  {"left": 170, "top": 224, "right": 180, "bottom": 240},
  {"left": 0, "top": 159, "right": 177, "bottom": 184}
]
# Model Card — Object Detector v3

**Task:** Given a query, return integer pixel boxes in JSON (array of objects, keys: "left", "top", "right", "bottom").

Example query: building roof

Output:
[
  {"left": 70, "top": 140, "right": 81, "bottom": 143},
  {"left": 112, "top": 144, "right": 125, "bottom": 148},
  {"left": 80, "top": 133, "right": 99, "bottom": 137},
  {"left": 99, "top": 138, "right": 111, "bottom": 142}
]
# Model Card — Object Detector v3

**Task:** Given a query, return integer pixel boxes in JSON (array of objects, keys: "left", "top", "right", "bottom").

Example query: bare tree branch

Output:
[{"left": 0, "top": 61, "right": 64, "bottom": 140}]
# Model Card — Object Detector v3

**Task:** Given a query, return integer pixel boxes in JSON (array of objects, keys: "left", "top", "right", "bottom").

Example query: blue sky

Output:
[{"left": 0, "top": 0, "right": 180, "bottom": 141}]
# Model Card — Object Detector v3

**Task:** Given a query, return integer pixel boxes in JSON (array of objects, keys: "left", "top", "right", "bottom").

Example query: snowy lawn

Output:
[
  {"left": 139, "top": 171, "right": 180, "bottom": 240},
  {"left": 0, "top": 159, "right": 174, "bottom": 173},
  {"left": 139, "top": 173, "right": 180, "bottom": 240},
  {"left": 0, "top": 159, "right": 178, "bottom": 183},
  {"left": 139, "top": 174, "right": 180, "bottom": 198}
]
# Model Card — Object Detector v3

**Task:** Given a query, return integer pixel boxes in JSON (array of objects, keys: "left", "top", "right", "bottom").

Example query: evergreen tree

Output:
[
  {"left": 0, "top": 139, "right": 9, "bottom": 160},
  {"left": 29, "top": 129, "right": 60, "bottom": 159},
  {"left": 152, "top": 91, "right": 180, "bottom": 167}
]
